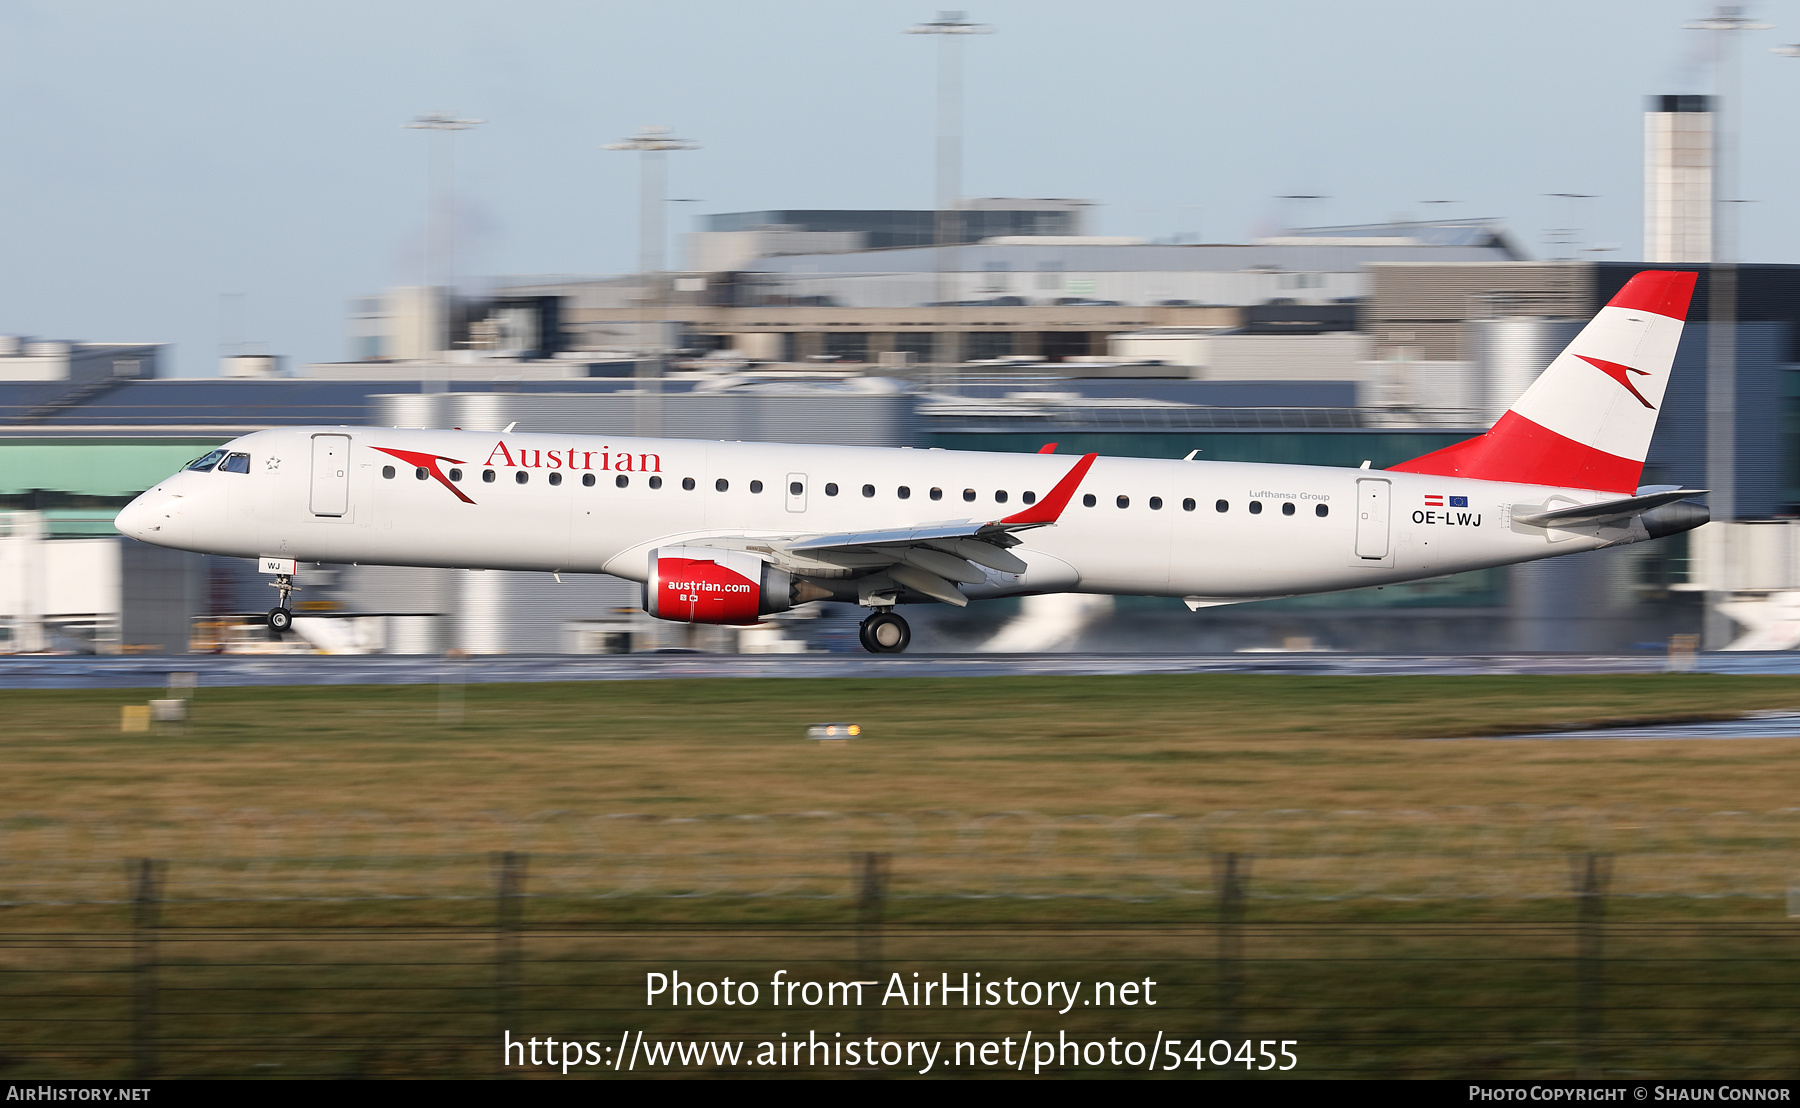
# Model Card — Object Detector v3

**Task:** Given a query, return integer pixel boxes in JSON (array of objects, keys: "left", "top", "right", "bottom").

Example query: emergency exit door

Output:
[
  {"left": 310, "top": 434, "right": 350, "bottom": 517},
  {"left": 1354, "top": 478, "right": 1390, "bottom": 560}
]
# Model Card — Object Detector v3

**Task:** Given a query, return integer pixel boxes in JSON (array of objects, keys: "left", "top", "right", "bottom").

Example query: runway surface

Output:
[
  {"left": 1463, "top": 711, "right": 1800, "bottom": 742},
  {"left": 3, "top": 651, "right": 1800, "bottom": 688}
]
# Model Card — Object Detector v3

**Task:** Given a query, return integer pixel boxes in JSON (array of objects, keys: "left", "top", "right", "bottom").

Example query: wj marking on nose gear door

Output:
[{"left": 310, "top": 434, "right": 351, "bottom": 517}]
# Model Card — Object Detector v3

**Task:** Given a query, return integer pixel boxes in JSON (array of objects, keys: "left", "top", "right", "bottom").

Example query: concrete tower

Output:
[{"left": 1644, "top": 94, "right": 1713, "bottom": 263}]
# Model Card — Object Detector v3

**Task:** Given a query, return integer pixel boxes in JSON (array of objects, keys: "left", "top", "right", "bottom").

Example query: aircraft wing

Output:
[
  {"left": 775, "top": 452, "right": 1099, "bottom": 607},
  {"left": 1512, "top": 486, "right": 1706, "bottom": 528}
]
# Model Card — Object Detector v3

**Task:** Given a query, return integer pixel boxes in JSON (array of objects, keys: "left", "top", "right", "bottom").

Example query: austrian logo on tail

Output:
[{"left": 1575, "top": 354, "right": 1655, "bottom": 409}]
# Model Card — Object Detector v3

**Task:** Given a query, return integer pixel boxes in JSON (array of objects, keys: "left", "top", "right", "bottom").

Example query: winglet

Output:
[
  {"left": 997, "top": 453, "right": 1097, "bottom": 526},
  {"left": 1037, "top": 442, "right": 1058, "bottom": 454}
]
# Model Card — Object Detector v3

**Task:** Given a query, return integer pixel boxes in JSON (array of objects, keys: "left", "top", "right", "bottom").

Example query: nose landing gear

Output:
[
  {"left": 267, "top": 573, "right": 298, "bottom": 638},
  {"left": 858, "top": 610, "right": 910, "bottom": 654}
]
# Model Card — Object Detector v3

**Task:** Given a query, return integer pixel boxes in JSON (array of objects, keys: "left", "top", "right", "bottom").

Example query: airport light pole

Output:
[
  {"left": 907, "top": 11, "right": 992, "bottom": 380},
  {"left": 606, "top": 125, "right": 698, "bottom": 434},
  {"left": 606, "top": 125, "right": 700, "bottom": 297},
  {"left": 405, "top": 113, "right": 482, "bottom": 369},
  {"left": 1687, "top": 5, "right": 1771, "bottom": 649}
]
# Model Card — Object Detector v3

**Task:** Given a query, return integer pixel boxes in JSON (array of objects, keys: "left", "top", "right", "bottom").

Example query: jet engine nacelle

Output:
[{"left": 644, "top": 546, "right": 794, "bottom": 625}]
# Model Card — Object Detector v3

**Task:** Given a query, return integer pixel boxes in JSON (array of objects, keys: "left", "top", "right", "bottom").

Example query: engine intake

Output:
[{"left": 645, "top": 546, "right": 795, "bottom": 625}]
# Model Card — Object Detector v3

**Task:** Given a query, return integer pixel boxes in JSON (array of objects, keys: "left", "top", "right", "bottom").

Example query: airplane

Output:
[{"left": 115, "top": 270, "right": 1708, "bottom": 654}]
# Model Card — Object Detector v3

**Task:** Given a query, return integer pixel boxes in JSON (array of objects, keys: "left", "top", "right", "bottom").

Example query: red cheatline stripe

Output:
[
  {"left": 1388, "top": 411, "right": 1642, "bottom": 494},
  {"left": 1605, "top": 270, "right": 1698, "bottom": 321}
]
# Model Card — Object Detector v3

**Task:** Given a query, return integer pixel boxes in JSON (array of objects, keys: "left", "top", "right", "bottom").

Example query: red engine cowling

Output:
[{"left": 645, "top": 547, "right": 793, "bottom": 625}]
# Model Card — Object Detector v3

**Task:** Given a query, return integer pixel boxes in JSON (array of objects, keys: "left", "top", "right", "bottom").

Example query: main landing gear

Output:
[
  {"left": 858, "top": 610, "right": 910, "bottom": 654},
  {"left": 267, "top": 573, "right": 298, "bottom": 638}
]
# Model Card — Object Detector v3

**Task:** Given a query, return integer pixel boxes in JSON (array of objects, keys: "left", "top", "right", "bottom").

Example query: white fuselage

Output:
[{"left": 115, "top": 426, "right": 1633, "bottom": 604}]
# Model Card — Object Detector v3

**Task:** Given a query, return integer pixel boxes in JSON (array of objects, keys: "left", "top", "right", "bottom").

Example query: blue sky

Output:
[{"left": 0, "top": 0, "right": 1795, "bottom": 374}]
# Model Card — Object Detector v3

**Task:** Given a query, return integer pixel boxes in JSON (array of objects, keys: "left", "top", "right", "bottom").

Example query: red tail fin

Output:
[{"left": 1389, "top": 270, "right": 1696, "bottom": 492}]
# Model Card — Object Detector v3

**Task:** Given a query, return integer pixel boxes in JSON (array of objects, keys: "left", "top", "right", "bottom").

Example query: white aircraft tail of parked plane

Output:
[{"left": 117, "top": 270, "right": 1707, "bottom": 653}]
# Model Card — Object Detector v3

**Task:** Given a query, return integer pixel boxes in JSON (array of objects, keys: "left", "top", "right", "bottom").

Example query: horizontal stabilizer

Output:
[{"left": 1513, "top": 488, "right": 1706, "bottom": 528}]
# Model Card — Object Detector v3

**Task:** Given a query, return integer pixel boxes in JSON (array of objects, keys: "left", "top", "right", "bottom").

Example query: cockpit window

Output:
[
  {"left": 219, "top": 452, "right": 251, "bottom": 474},
  {"left": 185, "top": 449, "right": 228, "bottom": 472}
]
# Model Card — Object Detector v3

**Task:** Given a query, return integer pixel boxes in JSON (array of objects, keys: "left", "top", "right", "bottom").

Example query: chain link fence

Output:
[
  {"left": 1, "top": 806, "right": 1796, "bottom": 905},
  {"left": 4, "top": 808, "right": 1797, "bottom": 1077}
]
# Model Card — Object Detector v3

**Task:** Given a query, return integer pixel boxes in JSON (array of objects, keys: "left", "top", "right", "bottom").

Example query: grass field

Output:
[
  {"left": 3, "top": 674, "right": 1798, "bottom": 1079},
  {"left": 4, "top": 673, "right": 1799, "bottom": 827}
]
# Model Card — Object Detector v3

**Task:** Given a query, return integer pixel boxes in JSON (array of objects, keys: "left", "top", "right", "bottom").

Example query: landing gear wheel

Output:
[
  {"left": 267, "top": 571, "right": 300, "bottom": 640},
  {"left": 859, "top": 611, "right": 910, "bottom": 654}
]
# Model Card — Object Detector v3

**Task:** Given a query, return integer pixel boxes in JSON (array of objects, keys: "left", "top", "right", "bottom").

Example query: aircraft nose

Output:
[
  {"left": 114, "top": 496, "right": 149, "bottom": 539},
  {"left": 115, "top": 489, "right": 179, "bottom": 543}
]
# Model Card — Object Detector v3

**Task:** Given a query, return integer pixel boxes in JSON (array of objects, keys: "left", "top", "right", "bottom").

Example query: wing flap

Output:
[{"left": 888, "top": 563, "right": 969, "bottom": 607}]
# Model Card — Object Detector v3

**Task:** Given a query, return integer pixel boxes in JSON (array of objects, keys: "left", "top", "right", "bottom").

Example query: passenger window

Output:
[
  {"left": 516, "top": 471, "right": 529, "bottom": 485},
  {"left": 715, "top": 478, "right": 728, "bottom": 492},
  {"left": 1148, "top": 496, "right": 1163, "bottom": 510},
  {"left": 415, "top": 467, "right": 428, "bottom": 481},
  {"left": 995, "top": 490, "right": 1008, "bottom": 504},
  {"left": 682, "top": 477, "right": 696, "bottom": 491},
  {"left": 898, "top": 486, "right": 911, "bottom": 499},
  {"left": 1281, "top": 502, "right": 1295, "bottom": 516},
  {"left": 449, "top": 468, "right": 463, "bottom": 482},
  {"left": 930, "top": 488, "right": 943, "bottom": 501},
  {"left": 790, "top": 481, "right": 804, "bottom": 496},
  {"left": 483, "top": 469, "right": 496, "bottom": 483},
  {"left": 962, "top": 489, "right": 976, "bottom": 502},
  {"left": 220, "top": 453, "right": 251, "bottom": 474},
  {"left": 1215, "top": 500, "right": 1228, "bottom": 512},
  {"left": 649, "top": 476, "right": 663, "bottom": 490},
  {"left": 1249, "top": 501, "right": 1263, "bottom": 515},
  {"left": 1116, "top": 495, "right": 1130, "bottom": 509},
  {"left": 185, "top": 449, "right": 228, "bottom": 472},
  {"left": 549, "top": 472, "right": 563, "bottom": 486},
  {"left": 1082, "top": 494, "right": 1097, "bottom": 507},
  {"left": 750, "top": 480, "right": 764, "bottom": 493},
  {"left": 1316, "top": 503, "right": 1329, "bottom": 517},
  {"left": 619, "top": 475, "right": 631, "bottom": 488},
  {"left": 826, "top": 483, "right": 839, "bottom": 496},
  {"left": 583, "top": 473, "right": 596, "bottom": 487},
  {"left": 1022, "top": 491, "right": 1036, "bottom": 504},
  {"left": 1183, "top": 498, "right": 1196, "bottom": 511},
  {"left": 382, "top": 466, "right": 395, "bottom": 479},
  {"left": 862, "top": 484, "right": 876, "bottom": 498}
]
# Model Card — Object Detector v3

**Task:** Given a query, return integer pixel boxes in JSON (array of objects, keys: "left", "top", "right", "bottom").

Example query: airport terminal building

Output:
[{"left": 5, "top": 220, "right": 1799, "bottom": 656}]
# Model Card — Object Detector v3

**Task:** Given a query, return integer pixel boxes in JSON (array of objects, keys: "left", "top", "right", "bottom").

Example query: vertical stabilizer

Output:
[{"left": 1389, "top": 270, "right": 1697, "bottom": 493}]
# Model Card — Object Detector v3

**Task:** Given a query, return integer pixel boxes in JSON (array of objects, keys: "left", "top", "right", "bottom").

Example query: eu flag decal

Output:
[{"left": 1449, "top": 496, "right": 1468, "bottom": 508}]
